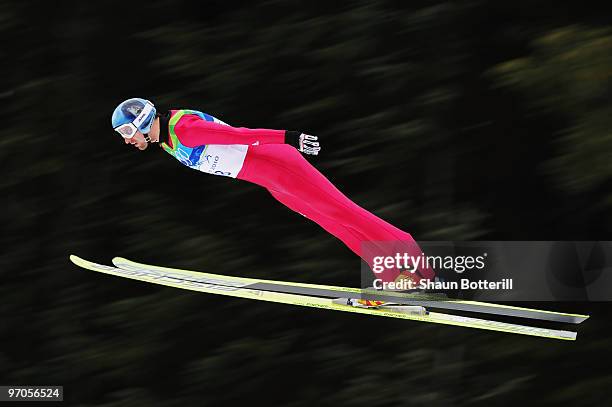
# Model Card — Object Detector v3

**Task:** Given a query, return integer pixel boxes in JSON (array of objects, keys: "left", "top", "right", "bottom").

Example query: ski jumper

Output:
[{"left": 160, "top": 110, "right": 434, "bottom": 283}]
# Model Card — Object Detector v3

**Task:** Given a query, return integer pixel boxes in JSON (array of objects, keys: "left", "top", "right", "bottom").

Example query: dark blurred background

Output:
[{"left": 2, "top": 1, "right": 612, "bottom": 405}]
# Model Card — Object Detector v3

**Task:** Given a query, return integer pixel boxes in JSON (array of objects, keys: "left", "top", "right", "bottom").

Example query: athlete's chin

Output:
[{"left": 137, "top": 144, "right": 148, "bottom": 151}]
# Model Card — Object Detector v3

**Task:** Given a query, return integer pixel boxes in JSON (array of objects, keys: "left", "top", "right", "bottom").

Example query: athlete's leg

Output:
[
  {"left": 238, "top": 144, "right": 434, "bottom": 281},
  {"left": 267, "top": 189, "right": 366, "bottom": 256},
  {"left": 266, "top": 188, "right": 413, "bottom": 283}
]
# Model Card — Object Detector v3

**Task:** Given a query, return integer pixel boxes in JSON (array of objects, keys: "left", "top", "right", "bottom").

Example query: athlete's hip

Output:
[{"left": 237, "top": 143, "right": 302, "bottom": 183}]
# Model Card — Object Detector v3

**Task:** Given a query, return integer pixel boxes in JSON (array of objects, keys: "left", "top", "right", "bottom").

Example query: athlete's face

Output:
[
  {"left": 124, "top": 131, "right": 149, "bottom": 150},
  {"left": 123, "top": 118, "right": 160, "bottom": 151}
]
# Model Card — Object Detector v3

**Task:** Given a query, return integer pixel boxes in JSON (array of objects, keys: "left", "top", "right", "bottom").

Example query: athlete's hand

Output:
[
  {"left": 298, "top": 133, "right": 321, "bottom": 155},
  {"left": 286, "top": 131, "right": 321, "bottom": 155}
]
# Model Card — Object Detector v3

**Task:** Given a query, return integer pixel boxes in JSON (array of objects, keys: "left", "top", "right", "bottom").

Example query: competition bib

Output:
[
  {"left": 194, "top": 144, "right": 248, "bottom": 177},
  {"left": 161, "top": 110, "right": 248, "bottom": 178}
]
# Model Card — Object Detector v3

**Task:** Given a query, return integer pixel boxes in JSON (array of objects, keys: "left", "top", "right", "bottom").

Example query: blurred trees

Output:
[{"left": 491, "top": 26, "right": 612, "bottom": 202}]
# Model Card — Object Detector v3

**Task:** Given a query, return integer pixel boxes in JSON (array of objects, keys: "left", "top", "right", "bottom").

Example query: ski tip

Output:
[
  {"left": 112, "top": 257, "right": 129, "bottom": 267},
  {"left": 69, "top": 254, "right": 81, "bottom": 264}
]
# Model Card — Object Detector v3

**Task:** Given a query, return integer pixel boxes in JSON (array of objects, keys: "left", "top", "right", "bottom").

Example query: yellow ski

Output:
[
  {"left": 69, "top": 255, "right": 581, "bottom": 340},
  {"left": 112, "top": 256, "right": 588, "bottom": 324}
]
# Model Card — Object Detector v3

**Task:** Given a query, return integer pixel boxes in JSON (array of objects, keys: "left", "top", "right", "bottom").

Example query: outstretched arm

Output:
[
  {"left": 173, "top": 114, "right": 321, "bottom": 155},
  {"left": 174, "top": 114, "right": 285, "bottom": 146}
]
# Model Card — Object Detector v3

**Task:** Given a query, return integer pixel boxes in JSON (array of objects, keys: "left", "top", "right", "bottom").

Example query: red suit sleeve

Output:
[{"left": 174, "top": 114, "right": 286, "bottom": 148}]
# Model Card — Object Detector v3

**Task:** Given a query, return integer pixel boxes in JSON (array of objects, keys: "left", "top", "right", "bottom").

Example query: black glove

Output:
[{"left": 285, "top": 131, "right": 321, "bottom": 155}]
